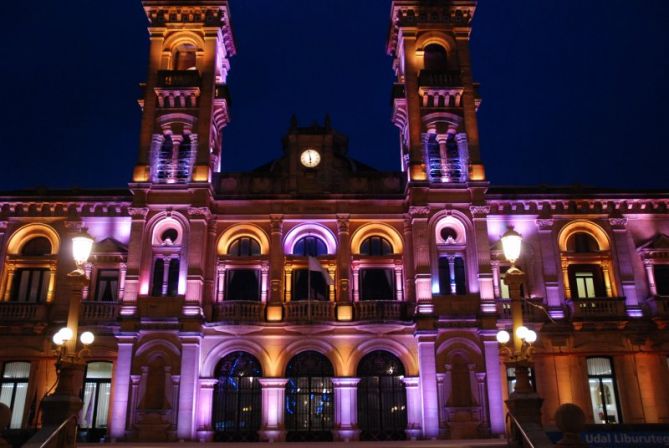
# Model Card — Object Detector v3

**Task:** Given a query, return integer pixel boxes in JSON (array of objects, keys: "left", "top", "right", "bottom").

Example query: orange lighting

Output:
[
  {"left": 470, "top": 164, "right": 486, "bottom": 181},
  {"left": 266, "top": 305, "right": 283, "bottom": 322},
  {"left": 192, "top": 165, "right": 210, "bottom": 182},
  {"left": 133, "top": 165, "right": 149, "bottom": 182},
  {"left": 336, "top": 304, "right": 353, "bottom": 322}
]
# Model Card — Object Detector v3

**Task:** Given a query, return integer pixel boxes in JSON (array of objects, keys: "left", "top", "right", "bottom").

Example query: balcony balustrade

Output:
[
  {"left": 213, "top": 301, "right": 264, "bottom": 322},
  {"left": 0, "top": 302, "right": 48, "bottom": 322},
  {"left": 354, "top": 300, "right": 412, "bottom": 321},
  {"left": 156, "top": 70, "right": 201, "bottom": 88},
  {"left": 418, "top": 69, "right": 463, "bottom": 87},
  {"left": 567, "top": 297, "right": 626, "bottom": 320},
  {"left": 284, "top": 301, "right": 335, "bottom": 322},
  {"left": 80, "top": 302, "right": 119, "bottom": 323}
]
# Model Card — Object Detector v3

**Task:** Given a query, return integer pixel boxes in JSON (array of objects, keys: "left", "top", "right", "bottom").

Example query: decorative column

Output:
[
  {"left": 126, "top": 207, "right": 149, "bottom": 302},
  {"left": 82, "top": 262, "right": 93, "bottom": 300},
  {"left": 332, "top": 377, "right": 361, "bottom": 441},
  {"left": 535, "top": 219, "right": 562, "bottom": 318},
  {"left": 483, "top": 338, "right": 505, "bottom": 435},
  {"left": 269, "top": 215, "right": 284, "bottom": 303},
  {"left": 110, "top": 337, "right": 136, "bottom": 440},
  {"left": 437, "top": 134, "right": 449, "bottom": 182},
  {"left": 395, "top": 260, "right": 404, "bottom": 301},
  {"left": 491, "top": 260, "right": 501, "bottom": 299},
  {"left": 261, "top": 263, "right": 269, "bottom": 303},
  {"left": 416, "top": 332, "right": 439, "bottom": 439},
  {"left": 409, "top": 207, "right": 433, "bottom": 314},
  {"left": 644, "top": 259, "right": 657, "bottom": 296},
  {"left": 128, "top": 375, "right": 141, "bottom": 435},
  {"left": 118, "top": 262, "right": 128, "bottom": 300},
  {"left": 352, "top": 266, "right": 360, "bottom": 302},
  {"left": 475, "top": 372, "right": 490, "bottom": 436},
  {"left": 177, "top": 337, "right": 201, "bottom": 440},
  {"left": 259, "top": 378, "right": 289, "bottom": 442},
  {"left": 402, "top": 376, "right": 422, "bottom": 440},
  {"left": 216, "top": 263, "right": 225, "bottom": 302},
  {"left": 196, "top": 378, "right": 218, "bottom": 442},
  {"left": 470, "top": 205, "right": 495, "bottom": 313},
  {"left": 336, "top": 215, "right": 351, "bottom": 302},
  {"left": 436, "top": 373, "right": 449, "bottom": 438},
  {"left": 610, "top": 217, "right": 642, "bottom": 316}
]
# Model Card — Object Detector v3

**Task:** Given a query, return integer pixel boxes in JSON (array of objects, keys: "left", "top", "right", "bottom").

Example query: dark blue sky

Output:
[{"left": 1, "top": 0, "right": 668, "bottom": 190}]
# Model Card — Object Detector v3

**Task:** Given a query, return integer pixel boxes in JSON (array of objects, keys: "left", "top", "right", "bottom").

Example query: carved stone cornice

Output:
[
  {"left": 128, "top": 207, "right": 149, "bottom": 219},
  {"left": 469, "top": 205, "right": 490, "bottom": 219},
  {"left": 535, "top": 219, "right": 554, "bottom": 232},
  {"left": 270, "top": 214, "right": 283, "bottom": 234},
  {"left": 609, "top": 217, "right": 628, "bottom": 230},
  {"left": 336, "top": 214, "right": 350, "bottom": 234},
  {"left": 408, "top": 206, "right": 431, "bottom": 218},
  {"left": 187, "top": 207, "right": 212, "bottom": 220}
]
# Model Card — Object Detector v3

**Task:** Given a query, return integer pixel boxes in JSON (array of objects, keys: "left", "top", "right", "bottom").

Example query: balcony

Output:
[
  {"left": 567, "top": 298, "right": 626, "bottom": 320},
  {"left": 156, "top": 70, "right": 201, "bottom": 88},
  {"left": 285, "top": 301, "right": 335, "bottom": 322},
  {"left": 0, "top": 302, "right": 48, "bottom": 322},
  {"left": 80, "top": 302, "right": 119, "bottom": 323},
  {"left": 497, "top": 298, "right": 548, "bottom": 323},
  {"left": 213, "top": 301, "right": 264, "bottom": 323},
  {"left": 418, "top": 70, "right": 462, "bottom": 87},
  {"left": 354, "top": 300, "right": 413, "bottom": 321}
]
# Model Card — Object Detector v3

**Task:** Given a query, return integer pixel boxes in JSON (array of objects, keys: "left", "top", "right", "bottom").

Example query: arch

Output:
[
  {"left": 416, "top": 32, "right": 457, "bottom": 55},
  {"left": 151, "top": 217, "right": 185, "bottom": 246},
  {"left": 162, "top": 32, "right": 205, "bottom": 55},
  {"left": 435, "top": 336, "right": 484, "bottom": 371},
  {"left": 6, "top": 223, "right": 60, "bottom": 255},
  {"left": 202, "top": 340, "right": 272, "bottom": 378},
  {"left": 283, "top": 223, "right": 337, "bottom": 255},
  {"left": 277, "top": 339, "right": 343, "bottom": 377},
  {"left": 423, "top": 43, "right": 448, "bottom": 71},
  {"left": 353, "top": 339, "right": 418, "bottom": 376},
  {"left": 558, "top": 220, "right": 611, "bottom": 252},
  {"left": 172, "top": 43, "right": 197, "bottom": 71},
  {"left": 350, "top": 223, "right": 404, "bottom": 255},
  {"left": 434, "top": 215, "right": 468, "bottom": 245},
  {"left": 217, "top": 224, "right": 270, "bottom": 256},
  {"left": 157, "top": 113, "right": 198, "bottom": 132}
]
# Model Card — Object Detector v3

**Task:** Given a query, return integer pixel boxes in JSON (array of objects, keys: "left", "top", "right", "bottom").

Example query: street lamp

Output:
[
  {"left": 496, "top": 228, "right": 537, "bottom": 395},
  {"left": 41, "top": 230, "right": 96, "bottom": 428}
]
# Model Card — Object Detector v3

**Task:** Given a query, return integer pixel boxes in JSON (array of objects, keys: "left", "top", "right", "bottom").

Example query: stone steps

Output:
[{"left": 80, "top": 439, "right": 508, "bottom": 448}]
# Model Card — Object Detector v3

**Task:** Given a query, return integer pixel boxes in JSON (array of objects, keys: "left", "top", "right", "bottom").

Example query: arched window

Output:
[
  {"left": 568, "top": 233, "right": 600, "bottom": 253},
  {"left": 150, "top": 258, "right": 165, "bottom": 297},
  {"left": 440, "top": 227, "right": 458, "bottom": 243},
  {"left": 566, "top": 233, "right": 606, "bottom": 299},
  {"left": 438, "top": 256, "right": 467, "bottom": 295},
  {"left": 285, "top": 351, "right": 334, "bottom": 442},
  {"left": 0, "top": 362, "right": 31, "bottom": 429},
  {"left": 173, "top": 43, "right": 197, "bottom": 71},
  {"left": 80, "top": 362, "right": 113, "bottom": 442},
  {"left": 21, "top": 237, "right": 51, "bottom": 256},
  {"left": 213, "top": 352, "right": 262, "bottom": 442},
  {"left": 10, "top": 236, "right": 52, "bottom": 303},
  {"left": 360, "top": 236, "right": 393, "bottom": 256},
  {"left": 357, "top": 351, "right": 407, "bottom": 441},
  {"left": 424, "top": 43, "right": 448, "bottom": 71},
  {"left": 293, "top": 236, "right": 327, "bottom": 257},
  {"left": 228, "top": 237, "right": 261, "bottom": 257}
]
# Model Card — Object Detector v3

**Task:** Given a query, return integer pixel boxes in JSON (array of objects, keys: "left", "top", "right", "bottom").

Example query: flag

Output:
[{"left": 308, "top": 256, "right": 334, "bottom": 286}]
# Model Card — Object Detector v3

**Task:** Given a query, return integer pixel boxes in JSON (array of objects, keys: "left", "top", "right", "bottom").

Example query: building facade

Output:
[{"left": 1, "top": 0, "right": 669, "bottom": 443}]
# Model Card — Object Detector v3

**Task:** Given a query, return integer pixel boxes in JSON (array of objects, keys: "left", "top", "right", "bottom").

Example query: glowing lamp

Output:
[
  {"left": 72, "top": 232, "right": 94, "bottom": 267},
  {"left": 80, "top": 331, "right": 95, "bottom": 346},
  {"left": 496, "top": 330, "right": 510, "bottom": 344},
  {"left": 525, "top": 330, "right": 538, "bottom": 344},
  {"left": 52, "top": 332, "right": 65, "bottom": 346},
  {"left": 516, "top": 326, "right": 529, "bottom": 341},
  {"left": 501, "top": 227, "right": 522, "bottom": 264},
  {"left": 336, "top": 304, "right": 353, "bottom": 322},
  {"left": 58, "top": 327, "right": 73, "bottom": 342}
]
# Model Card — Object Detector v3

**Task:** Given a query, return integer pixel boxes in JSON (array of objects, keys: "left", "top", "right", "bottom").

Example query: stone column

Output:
[
  {"left": 216, "top": 263, "right": 225, "bottom": 302},
  {"left": 118, "top": 262, "right": 128, "bottom": 300},
  {"left": 259, "top": 378, "right": 289, "bottom": 442},
  {"left": 610, "top": 217, "right": 642, "bottom": 315},
  {"left": 536, "top": 219, "right": 562, "bottom": 317},
  {"left": 402, "top": 376, "right": 422, "bottom": 440},
  {"left": 483, "top": 338, "right": 505, "bottom": 435},
  {"left": 410, "top": 207, "right": 433, "bottom": 314},
  {"left": 644, "top": 259, "right": 657, "bottom": 296},
  {"left": 332, "top": 377, "right": 361, "bottom": 441},
  {"left": 395, "top": 261, "right": 404, "bottom": 301},
  {"left": 437, "top": 134, "right": 449, "bottom": 182},
  {"left": 261, "top": 263, "right": 269, "bottom": 303},
  {"left": 476, "top": 372, "right": 490, "bottom": 435},
  {"left": 128, "top": 375, "right": 141, "bottom": 434},
  {"left": 110, "top": 337, "right": 135, "bottom": 440},
  {"left": 417, "top": 332, "right": 439, "bottom": 439},
  {"left": 196, "top": 378, "right": 218, "bottom": 442},
  {"left": 269, "top": 215, "right": 284, "bottom": 303},
  {"left": 177, "top": 337, "right": 201, "bottom": 440},
  {"left": 436, "top": 373, "right": 449, "bottom": 437},
  {"left": 470, "top": 206, "right": 495, "bottom": 313},
  {"left": 336, "top": 215, "right": 351, "bottom": 302}
]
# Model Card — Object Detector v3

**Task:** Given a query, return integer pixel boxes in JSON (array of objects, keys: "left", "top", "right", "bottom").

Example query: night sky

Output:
[{"left": 1, "top": 0, "right": 668, "bottom": 191}]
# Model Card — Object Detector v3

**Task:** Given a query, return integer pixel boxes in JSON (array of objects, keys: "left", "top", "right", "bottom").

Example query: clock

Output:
[{"left": 300, "top": 149, "right": 321, "bottom": 168}]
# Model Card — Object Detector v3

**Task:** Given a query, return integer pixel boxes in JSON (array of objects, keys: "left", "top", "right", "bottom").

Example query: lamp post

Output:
[
  {"left": 41, "top": 231, "right": 95, "bottom": 427},
  {"left": 496, "top": 228, "right": 543, "bottom": 424}
]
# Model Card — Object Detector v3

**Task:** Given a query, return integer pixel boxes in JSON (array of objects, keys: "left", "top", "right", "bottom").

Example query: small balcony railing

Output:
[
  {"left": 418, "top": 70, "right": 463, "bottom": 87},
  {"left": 567, "top": 297, "right": 626, "bottom": 320},
  {"left": 285, "top": 301, "right": 335, "bottom": 322},
  {"left": 213, "top": 301, "right": 264, "bottom": 322},
  {"left": 80, "top": 302, "right": 119, "bottom": 323},
  {"left": 156, "top": 70, "right": 201, "bottom": 88},
  {"left": 354, "top": 300, "right": 412, "bottom": 321},
  {"left": 497, "top": 298, "right": 548, "bottom": 322},
  {"left": 0, "top": 302, "right": 48, "bottom": 322}
]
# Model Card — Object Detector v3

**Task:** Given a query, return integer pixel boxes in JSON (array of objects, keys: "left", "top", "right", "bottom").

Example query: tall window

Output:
[
  {"left": 292, "top": 270, "right": 328, "bottom": 301},
  {"left": 10, "top": 237, "right": 52, "bottom": 303},
  {"left": 213, "top": 352, "right": 262, "bottom": 442},
  {"left": 360, "top": 269, "right": 395, "bottom": 301},
  {"left": 654, "top": 265, "right": 669, "bottom": 296},
  {"left": 285, "top": 351, "right": 334, "bottom": 442},
  {"left": 424, "top": 44, "right": 448, "bottom": 71},
  {"left": 173, "top": 43, "right": 197, "bottom": 71},
  {"left": 293, "top": 236, "right": 327, "bottom": 257},
  {"left": 0, "top": 362, "right": 31, "bottom": 429},
  {"left": 225, "top": 270, "right": 261, "bottom": 301},
  {"left": 80, "top": 362, "right": 112, "bottom": 442},
  {"left": 95, "top": 270, "right": 119, "bottom": 302},
  {"left": 438, "top": 256, "right": 466, "bottom": 295},
  {"left": 357, "top": 351, "right": 407, "bottom": 441},
  {"left": 587, "top": 357, "right": 621, "bottom": 424},
  {"left": 360, "top": 237, "right": 393, "bottom": 256},
  {"left": 569, "top": 265, "right": 606, "bottom": 299},
  {"left": 228, "top": 237, "right": 261, "bottom": 257}
]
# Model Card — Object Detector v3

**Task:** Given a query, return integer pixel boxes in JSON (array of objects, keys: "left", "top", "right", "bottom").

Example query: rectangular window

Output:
[
  {"left": 10, "top": 269, "right": 49, "bottom": 303},
  {"left": 654, "top": 265, "right": 669, "bottom": 296},
  {"left": 438, "top": 256, "right": 466, "bottom": 295},
  {"left": 94, "top": 270, "right": 119, "bottom": 302},
  {"left": 360, "top": 268, "right": 395, "bottom": 301},
  {"left": 587, "top": 357, "right": 621, "bottom": 424},
  {"left": 225, "top": 269, "right": 261, "bottom": 301},
  {"left": 0, "top": 362, "right": 31, "bottom": 429},
  {"left": 292, "top": 269, "right": 327, "bottom": 301},
  {"left": 575, "top": 272, "right": 596, "bottom": 298},
  {"left": 569, "top": 264, "right": 606, "bottom": 299},
  {"left": 80, "top": 362, "right": 112, "bottom": 435}
]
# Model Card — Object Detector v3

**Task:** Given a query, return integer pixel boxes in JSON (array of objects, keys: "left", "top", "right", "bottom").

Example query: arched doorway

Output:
[
  {"left": 285, "top": 351, "right": 334, "bottom": 441},
  {"left": 357, "top": 351, "right": 407, "bottom": 441},
  {"left": 212, "top": 352, "right": 262, "bottom": 442}
]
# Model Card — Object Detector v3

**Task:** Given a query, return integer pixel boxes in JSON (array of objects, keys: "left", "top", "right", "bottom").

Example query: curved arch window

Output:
[
  {"left": 21, "top": 237, "right": 51, "bottom": 256},
  {"left": 285, "top": 351, "right": 334, "bottom": 442},
  {"left": 0, "top": 362, "right": 30, "bottom": 429},
  {"left": 80, "top": 362, "right": 112, "bottom": 442},
  {"left": 424, "top": 43, "right": 448, "bottom": 71},
  {"left": 293, "top": 236, "right": 327, "bottom": 257},
  {"left": 360, "top": 236, "right": 393, "bottom": 256},
  {"left": 173, "top": 43, "right": 197, "bottom": 71},
  {"left": 587, "top": 357, "right": 621, "bottom": 424},
  {"left": 357, "top": 351, "right": 407, "bottom": 441},
  {"left": 440, "top": 227, "right": 458, "bottom": 243},
  {"left": 568, "top": 233, "right": 600, "bottom": 253},
  {"left": 213, "top": 352, "right": 262, "bottom": 442},
  {"left": 228, "top": 237, "right": 261, "bottom": 257}
]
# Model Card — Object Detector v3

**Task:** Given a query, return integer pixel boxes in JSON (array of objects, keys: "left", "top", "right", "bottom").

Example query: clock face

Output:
[{"left": 300, "top": 149, "right": 321, "bottom": 168}]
